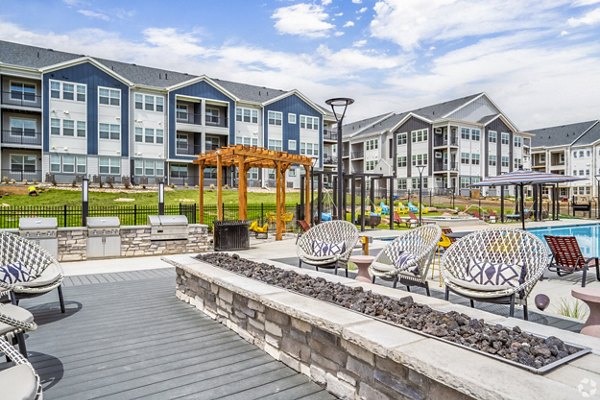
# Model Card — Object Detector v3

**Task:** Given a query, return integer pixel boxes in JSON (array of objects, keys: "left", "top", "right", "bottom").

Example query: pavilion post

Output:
[
  {"left": 216, "top": 153, "right": 223, "bottom": 221},
  {"left": 500, "top": 186, "right": 505, "bottom": 223},
  {"left": 316, "top": 172, "right": 322, "bottom": 223},
  {"left": 275, "top": 162, "right": 284, "bottom": 241},
  {"left": 360, "top": 176, "right": 366, "bottom": 232},
  {"left": 238, "top": 156, "right": 247, "bottom": 220},
  {"left": 304, "top": 165, "right": 311, "bottom": 225},
  {"left": 281, "top": 164, "right": 287, "bottom": 234},
  {"left": 520, "top": 184, "right": 526, "bottom": 230},
  {"left": 198, "top": 164, "right": 204, "bottom": 224},
  {"left": 389, "top": 176, "right": 394, "bottom": 230},
  {"left": 351, "top": 177, "right": 356, "bottom": 225}
]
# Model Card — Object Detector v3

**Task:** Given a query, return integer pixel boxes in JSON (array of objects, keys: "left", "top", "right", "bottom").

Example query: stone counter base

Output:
[
  {"left": 177, "top": 266, "right": 473, "bottom": 400},
  {"left": 168, "top": 255, "right": 600, "bottom": 400}
]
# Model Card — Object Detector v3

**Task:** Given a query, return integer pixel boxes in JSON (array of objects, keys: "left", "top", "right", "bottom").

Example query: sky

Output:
[{"left": 1, "top": 0, "right": 600, "bottom": 129}]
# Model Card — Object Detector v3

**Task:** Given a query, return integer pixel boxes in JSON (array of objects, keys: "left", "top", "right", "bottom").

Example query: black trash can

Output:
[{"left": 213, "top": 220, "right": 250, "bottom": 251}]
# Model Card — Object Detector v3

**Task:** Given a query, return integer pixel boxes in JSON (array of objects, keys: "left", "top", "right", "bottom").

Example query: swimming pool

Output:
[{"left": 529, "top": 223, "right": 600, "bottom": 258}]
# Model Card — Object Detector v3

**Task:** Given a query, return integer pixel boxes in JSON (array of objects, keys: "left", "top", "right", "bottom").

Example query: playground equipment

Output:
[
  {"left": 379, "top": 201, "right": 390, "bottom": 215},
  {"left": 249, "top": 220, "right": 269, "bottom": 239}
]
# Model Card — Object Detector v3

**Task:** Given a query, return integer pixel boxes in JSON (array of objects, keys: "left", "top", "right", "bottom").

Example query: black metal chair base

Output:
[{"left": 445, "top": 286, "right": 528, "bottom": 320}]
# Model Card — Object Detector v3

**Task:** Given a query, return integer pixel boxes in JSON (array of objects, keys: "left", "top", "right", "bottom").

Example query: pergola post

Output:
[
  {"left": 198, "top": 163, "right": 204, "bottom": 224},
  {"left": 304, "top": 165, "right": 311, "bottom": 225},
  {"left": 216, "top": 153, "right": 223, "bottom": 221},
  {"left": 238, "top": 156, "right": 247, "bottom": 220}
]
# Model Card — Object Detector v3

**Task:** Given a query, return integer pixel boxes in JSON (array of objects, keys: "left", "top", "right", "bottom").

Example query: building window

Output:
[
  {"left": 99, "top": 157, "right": 120, "bottom": 175},
  {"left": 489, "top": 130, "right": 497, "bottom": 143},
  {"left": 288, "top": 113, "right": 297, "bottom": 124},
  {"left": 412, "top": 153, "right": 427, "bottom": 166},
  {"left": 471, "top": 153, "right": 480, "bottom": 165},
  {"left": 411, "top": 129, "right": 428, "bottom": 143},
  {"left": 288, "top": 140, "right": 297, "bottom": 151},
  {"left": 489, "top": 155, "right": 497, "bottom": 166},
  {"left": 99, "top": 87, "right": 120, "bottom": 106},
  {"left": 171, "top": 165, "right": 188, "bottom": 178},
  {"left": 514, "top": 158, "right": 522, "bottom": 169},
  {"left": 145, "top": 128, "right": 154, "bottom": 143},
  {"left": 300, "top": 115, "right": 319, "bottom": 130},
  {"left": 366, "top": 139, "right": 379, "bottom": 150},
  {"left": 461, "top": 128, "right": 470, "bottom": 140},
  {"left": 10, "top": 81, "right": 36, "bottom": 102},
  {"left": 176, "top": 105, "right": 188, "bottom": 121},
  {"left": 9, "top": 118, "right": 36, "bottom": 137},
  {"left": 268, "top": 139, "right": 283, "bottom": 151},
  {"left": 49, "top": 80, "right": 86, "bottom": 102},
  {"left": 144, "top": 95, "right": 155, "bottom": 111},
  {"left": 50, "top": 154, "right": 61, "bottom": 173},
  {"left": 397, "top": 156, "right": 407, "bottom": 167},
  {"left": 156, "top": 97, "right": 164, "bottom": 112},
  {"left": 51, "top": 119, "right": 60, "bottom": 135},
  {"left": 397, "top": 178, "right": 407, "bottom": 190},
  {"left": 461, "top": 152, "right": 470, "bottom": 164},
  {"left": 397, "top": 132, "right": 407, "bottom": 145},
  {"left": 514, "top": 136, "right": 522, "bottom": 147},
  {"left": 205, "top": 108, "right": 220, "bottom": 125},
  {"left": 156, "top": 129, "right": 163, "bottom": 144},
  {"left": 135, "top": 94, "right": 143, "bottom": 109},
  {"left": 177, "top": 134, "right": 188, "bottom": 152},
  {"left": 411, "top": 177, "right": 428, "bottom": 189},
  {"left": 501, "top": 132, "right": 510, "bottom": 145},
  {"left": 501, "top": 156, "right": 509, "bottom": 167},
  {"left": 63, "top": 120, "right": 75, "bottom": 136},
  {"left": 76, "top": 121, "right": 86, "bottom": 137},
  {"left": 366, "top": 160, "right": 377, "bottom": 171},
  {"left": 268, "top": 111, "right": 282, "bottom": 126},
  {"left": 134, "top": 160, "right": 163, "bottom": 177},
  {"left": 76, "top": 156, "right": 86, "bottom": 173},
  {"left": 471, "top": 129, "right": 481, "bottom": 141},
  {"left": 10, "top": 154, "right": 36, "bottom": 173},
  {"left": 135, "top": 127, "right": 143, "bottom": 143},
  {"left": 99, "top": 123, "right": 120, "bottom": 140},
  {"left": 235, "top": 136, "right": 258, "bottom": 146},
  {"left": 300, "top": 142, "right": 319, "bottom": 156},
  {"left": 236, "top": 107, "right": 258, "bottom": 123}
]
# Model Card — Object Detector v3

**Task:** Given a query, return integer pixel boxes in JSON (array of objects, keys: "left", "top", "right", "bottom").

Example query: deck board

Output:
[{"left": 4, "top": 269, "right": 333, "bottom": 400}]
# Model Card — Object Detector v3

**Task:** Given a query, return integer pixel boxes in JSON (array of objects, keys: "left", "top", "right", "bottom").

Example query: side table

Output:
[
  {"left": 571, "top": 287, "right": 600, "bottom": 338},
  {"left": 349, "top": 255, "right": 375, "bottom": 283}
]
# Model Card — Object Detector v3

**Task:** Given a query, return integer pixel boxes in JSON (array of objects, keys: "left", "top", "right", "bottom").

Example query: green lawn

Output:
[{"left": 0, "top": 187, "right": 304, "bottom": 207}]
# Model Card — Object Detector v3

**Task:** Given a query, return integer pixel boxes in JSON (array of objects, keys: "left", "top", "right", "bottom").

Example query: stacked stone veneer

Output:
[
  {"left": 169, "top": 256, "right": 600, "bottom": 400},
  {"left": 51, "top": 224, "right": 210, "bottom": 261}
]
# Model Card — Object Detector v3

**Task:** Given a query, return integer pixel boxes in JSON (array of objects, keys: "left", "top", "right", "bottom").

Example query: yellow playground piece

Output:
[{"left": 249, "top": 220, "right": 269, "bottom": 238}]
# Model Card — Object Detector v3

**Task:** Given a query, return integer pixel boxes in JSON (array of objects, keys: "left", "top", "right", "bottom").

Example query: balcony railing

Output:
[
  {"left": 176, "top": 112, "right": 202, "bottom": 125},
  {"left": 323, "top": 129, "right": 337, "bottom": 141},
  {"left": 323, "top": 157, "right": 337, "bottom": 165},
  {"left": 2, "top": 130, "right": 42, "bottom": 146},
  {"left": 434, "top": 161, "right": 458, "bottom": 171},
  {"left": 175, "top": 144, "right": 203, "bottom": 156},
  {"left": 1, "top": 91, "right": 42, "bottom": 108},
  {"left": 351, "top": 151, "right": 364, "bottom": 158}
]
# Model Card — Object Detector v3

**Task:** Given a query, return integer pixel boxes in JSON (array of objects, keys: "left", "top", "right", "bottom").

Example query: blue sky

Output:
[{"left": 1, "top": 0, "right": 600, "bottom": 128}]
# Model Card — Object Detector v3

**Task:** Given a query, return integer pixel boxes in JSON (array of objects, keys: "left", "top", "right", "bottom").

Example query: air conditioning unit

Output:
[
  {"left": 434, "top": 128, "right": 443, "bottom": 134},
  {"left": 435, "top": 152, "right": 443, "bottom": 159}
]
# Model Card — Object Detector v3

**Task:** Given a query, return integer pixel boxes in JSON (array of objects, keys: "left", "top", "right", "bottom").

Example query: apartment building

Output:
[
  {"left": 335, "top": 93, "right": 533, "bottom": 195},
  {"left": 529, "top": 120, "right": 600, "bottom": 198},
  {"left": 0, "top": 40, "right": 334, "bottom": 188}
]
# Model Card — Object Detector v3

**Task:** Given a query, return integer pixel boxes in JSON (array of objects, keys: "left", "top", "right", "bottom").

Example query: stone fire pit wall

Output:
[{"left": 169, "top": 255, "right": 600, "bottom": 400}]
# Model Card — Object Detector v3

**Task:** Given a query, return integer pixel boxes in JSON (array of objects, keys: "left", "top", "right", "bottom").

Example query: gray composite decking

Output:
[{"left": 5, "top": 269, "right": 334, "bottom": 400}]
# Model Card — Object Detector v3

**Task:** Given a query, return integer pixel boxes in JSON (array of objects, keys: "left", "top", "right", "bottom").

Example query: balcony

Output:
[
  {"left": 176, "top": 143, "right": 203, "bottom": 156},
  {"left": 323, "top": 129, "right": 337, "bottom": 141},
  {"left": 176, "top": 112, "right": 202, "bottom": 125},
  {"left": 1, "top": 91, "right": 42, "bottom": 109},
  {"left": 351, "top": 151, "right": 364, "bottom": 159},
  {"left": 433, "top": 160, "right": 458, "bottom": 172},
  {"left": 433, "top": 134, "right": 458, "bottom": 147},
  {"left": 323, "top": 156, "right": 337, "bottom": 165},
  {"left": 2, "top": 129, "right": 42, "bottom": 146},
  {"left": 0, "top": 168, "right": 42, "bottom": 182}
]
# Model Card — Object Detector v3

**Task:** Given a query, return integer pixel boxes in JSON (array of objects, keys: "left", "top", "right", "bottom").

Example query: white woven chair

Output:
[
  {"left": 369, "top": 225, "right": 441, "bottom": 296},
  {"left": 297, "top": 221, "right": 359, "bottom": 277},
  {"left": 441, "top": 228, "right": 548, "bottom": 319},
  {"left": 0, "top": 301, "right": 37, "bottom": 357},
  {"left": 0, "top": 232, "right": 65, "bottom": 313},
  {"left": 0, "top": 337, "right": 42, "bottom": 400}
]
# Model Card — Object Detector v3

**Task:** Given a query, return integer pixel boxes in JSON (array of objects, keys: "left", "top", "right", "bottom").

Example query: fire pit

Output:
[{"left": 196, "top": 253, "right": 590, "bottom": 373}]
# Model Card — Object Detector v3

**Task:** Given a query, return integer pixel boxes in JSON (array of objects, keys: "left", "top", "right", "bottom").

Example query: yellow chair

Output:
[
  {"left": 282, "top": 212, "right": 294, "bottom": 232},
  {"left": 432, "top": 228, "right": 453, "bottom": 286}
]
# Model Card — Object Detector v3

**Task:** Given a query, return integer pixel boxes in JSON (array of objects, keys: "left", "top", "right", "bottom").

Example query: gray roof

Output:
[
  {"left": 351, "top": 112, "right": 408, "bottom": 137},
  {"left": 342, "top": 113, "right": 394, "bottom": 137},
  {"left": 572, "top": 121, "right": 600, "bottom": 146},
  {"left": 478, "top": 114, "right": 500, "bottom": 124},
  {"left": 409, "top": 93, "right": 482, "bottom": 120},
  {"left": 528, "top": 120, "right": 598, "bottom": 148},
  {"left": 0, "top": 40, "right": 327, "bottom": 111}
]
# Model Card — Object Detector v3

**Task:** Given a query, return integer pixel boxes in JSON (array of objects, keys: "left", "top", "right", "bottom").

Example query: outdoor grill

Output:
[
  {"left": 87, "top": 217, "right": 121, "bottom": 258},
  {"left": 148, "top": 215, "right": 188, "bottom": 241},
  {"left": 18, "top": 217, "right": 58, "bottom": 258}
]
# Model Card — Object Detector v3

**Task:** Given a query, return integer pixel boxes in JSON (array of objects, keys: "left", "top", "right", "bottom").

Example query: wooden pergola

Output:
[{"left": 194, "top": 145, "right": 313, "bottom": 240}]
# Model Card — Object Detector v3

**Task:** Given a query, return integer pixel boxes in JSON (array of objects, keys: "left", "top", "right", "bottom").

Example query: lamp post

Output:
[
  {"left": 595, "top": 175, "right": 600, "bottom": 219},
  {"left": 326, "top": 97, "right": 354, "bottom": 220},
  {"left": 82, "top": 177, "right": 89, "bottom": 226},
  {"left": 416, "top": 165, "right": 426, "bottom": 226},
  {"left": 158, "top": 181, "right": 165, "bottom": 215}
]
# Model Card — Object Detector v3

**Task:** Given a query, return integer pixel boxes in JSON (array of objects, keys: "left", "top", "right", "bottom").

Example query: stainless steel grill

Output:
[
  {"left": 148, "top": 215, "right": 188, "bottom": 241},
  {"left": 19, "top": 217, "right": 58, "bottom": 257},
  {"left": 87, "top": 217, "right": 121, "bottom": 258}
]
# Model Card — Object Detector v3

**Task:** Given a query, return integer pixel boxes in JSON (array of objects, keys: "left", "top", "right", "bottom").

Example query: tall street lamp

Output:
[
  {"left": 416, "top": 164, "right": 426, "bottom": 226},
  {"left": 326, "top": 97, "right": 354, "bottom": 220},
  {"left": 595, "top": 175, "right": 600, "bottom": 219}
]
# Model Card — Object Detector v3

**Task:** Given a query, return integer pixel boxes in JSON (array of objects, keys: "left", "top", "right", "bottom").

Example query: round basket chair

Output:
[
  {"left": 0, "top": 232, "right": 65, "bottom": 314},
  {"left": 369, "top": 224, "right": 441, "bottom": 296},
  {"left": 441, "top": 228, "right": 548, "bottom": 320},
  {"left": 0, "top": 337, "right": 42, "bottom": 399},
  {"left": 297, "top": 220, "right": 359, "bottom": 277}
]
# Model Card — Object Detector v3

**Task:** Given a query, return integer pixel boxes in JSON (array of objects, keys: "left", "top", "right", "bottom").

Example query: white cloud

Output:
[
  {"left": 321, "top": 0, "right": 332, "bottom": 5},
  {"left": 568, "top": 6, "right": 600, "bottom": 26},
  {"left": 77, "top": 9, "right": 110, "bottom": 21},
  {"left": 352, "top": 0, "right": 362, "bottom": 3},
  {"left": 572, "top": 0, "right": 600, "bottom": 5},
  {"left": 353, "top": 39, "right": 367, "bottom": 47},
  {"left": 343, "top": 21, "right": 355, "bottom": 27},
  {"left": 272, "top": 3, "right": 334, "bottom": 38},
  {"left": 358, "top": 7, "right": 368, "bottom": 13},
  {"left": 63, "top": 0, "right": 85, "bottom": 6},
  {"left": 334, "top": 31, "right": 345, "bottom": 36},
  {"left": 335, "top": 12, "right": 344, "bottom": 16}
]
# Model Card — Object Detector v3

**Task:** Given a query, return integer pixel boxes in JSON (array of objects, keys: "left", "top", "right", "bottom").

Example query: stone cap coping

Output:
[{"left": 165, "top": 254, "right": 600, "bottom": 400}]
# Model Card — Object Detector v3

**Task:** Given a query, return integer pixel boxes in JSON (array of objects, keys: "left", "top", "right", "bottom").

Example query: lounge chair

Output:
[
  {"left": 369, "top": 225, "right": 441, "bottom": 296},
  {"left": 402, "top": 211, "right": 419, "bottom": 228},
  {"left": 431, "top": 228, "right": 453, "bottom": 284},
  {"left": 295, "top": 220, "right": 311, "bottom": 244},
  {"left": 1, "top": 232, "right": 66, "bottom": 313},
  {"left": 297, "top": 220, "right": 359, "bottom": 277},
  {"left": 0, "top": 299, "right": 37, "bottom": 357},
  {"left": 545, "top": 235, "right": 600, "bottom": 287},
  {"left": 442, "top": 228, "right": 548, "bottom": 319},
  {"left": 0, "top": 337, "right": 42, "bottom": 399},
  {"left": 488, "top": 210, "right": 498, "bottom": 223}
]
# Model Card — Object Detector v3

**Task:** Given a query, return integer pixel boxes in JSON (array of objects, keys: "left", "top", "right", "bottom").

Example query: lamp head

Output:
[{"left": 325, "top": 97, "right": 354, "bottom": 122}]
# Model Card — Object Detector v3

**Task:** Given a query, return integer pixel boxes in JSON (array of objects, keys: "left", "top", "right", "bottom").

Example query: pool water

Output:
[{"left": 529, "top": 224, "right": 600, "bottom": 258}]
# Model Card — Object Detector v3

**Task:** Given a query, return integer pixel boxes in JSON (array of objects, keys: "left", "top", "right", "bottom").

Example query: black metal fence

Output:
[{"left": 0, "top": 202, "right": 298, "bottom": 230}]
